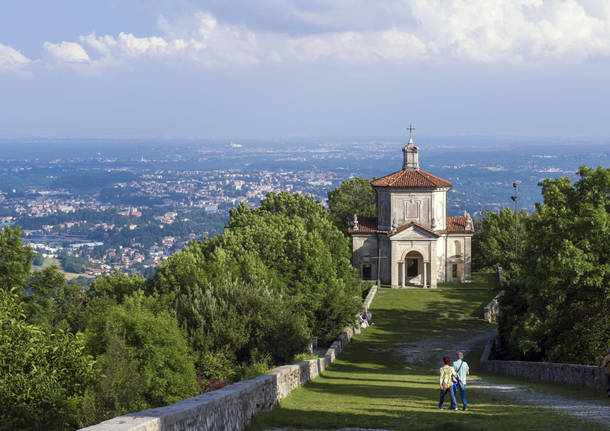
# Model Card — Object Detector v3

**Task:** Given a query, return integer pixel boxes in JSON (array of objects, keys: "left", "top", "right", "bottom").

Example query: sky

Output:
[{"left": 1, "top": 0, "right": 610, "bottom": 140}]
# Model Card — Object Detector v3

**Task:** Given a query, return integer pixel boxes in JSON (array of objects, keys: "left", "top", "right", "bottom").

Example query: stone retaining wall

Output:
[
  {"left": 480, "top": 337, "right": 605, "bottom": 391},
  {"left": 483, "top": 290, "right": 504, "bottom": 323},
  {"left": 80, "top": 285, "right": 378, "bottom": 431}
]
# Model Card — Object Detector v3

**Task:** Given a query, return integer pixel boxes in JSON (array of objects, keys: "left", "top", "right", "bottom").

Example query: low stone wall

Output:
[
  {"left": 80, "top": 286, "right": 378, "bottom": 431},
  {"left": 483, "top": 290, "right": 504, "bottom": 323},
  {"left": 362, "top": 284, "right": 377, "bottom": 312},
  {"left": 480, "top": 337, "right": 605, "bottom": 391}
]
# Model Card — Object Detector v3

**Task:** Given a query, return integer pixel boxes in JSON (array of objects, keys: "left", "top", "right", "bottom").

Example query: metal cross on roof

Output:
[{"left": 406, "top": 123, "right": 415, "bottom": 138}]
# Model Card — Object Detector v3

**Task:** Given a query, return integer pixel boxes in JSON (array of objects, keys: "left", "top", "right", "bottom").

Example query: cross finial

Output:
[{"left": 406, "top": 123, "right": 415, "bottom": 139}]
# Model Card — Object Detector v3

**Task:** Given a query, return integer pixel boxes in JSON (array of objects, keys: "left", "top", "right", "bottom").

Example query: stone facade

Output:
[
  {"left": 79, "top": 287, "right": 378, "bottom": 431},
  {"left": 350, "top": 138, "right": 474, "bottom": 287},
  {"left": 480, "top": 337, "right": 606, "bottom": 391}
]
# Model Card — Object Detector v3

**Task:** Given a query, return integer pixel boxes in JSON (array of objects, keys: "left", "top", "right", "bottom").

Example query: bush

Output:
[
  {"left": 82, "top": 293, "right": 198, "bottom": 424},
  {"left": 0, "top": 289, "right": 94, "bottom": 431}
]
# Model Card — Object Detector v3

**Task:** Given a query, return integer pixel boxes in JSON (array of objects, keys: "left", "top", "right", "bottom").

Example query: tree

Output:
[
  {"left": 498, "top": 166, "right": 609, "bottom": 364},
  {"left": 327, "top": 177, "right": 376, "bottom": 234},
  {"left": 0, "top": 226, "right": 33, "bottom": 291},
  {"left": 471, "top": 208, "right": 527, "bottom": 274},
  {"left": 24, "top": 266, "right": 87, "bottom": 332},
  {"left": 149, "top": 192, "right": 361, "bottom": 374},
  {"left": 0, "top": 289, "right": 94, "bottom": 431},
  {"left": 174, "top": 277, "right": 309, "bottom": 384},
  {"left": 82, "top": 293, "right": 198, "bottom": 424},
  {"left": 89, "top": 271, "right": 146, "bottom": 304}
]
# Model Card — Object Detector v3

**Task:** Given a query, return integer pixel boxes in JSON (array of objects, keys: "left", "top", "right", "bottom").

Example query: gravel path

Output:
[
  {"left": 470, "top": 380, "right": 610, "bottom": 427},
  {"left": 399, "top": 327, "right": 610, "bottom": 428}
]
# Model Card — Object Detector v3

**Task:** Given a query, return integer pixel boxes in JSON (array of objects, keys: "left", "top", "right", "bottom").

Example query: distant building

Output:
[{"left": 349, "top": 137, "right": 473, "bottom": 288}]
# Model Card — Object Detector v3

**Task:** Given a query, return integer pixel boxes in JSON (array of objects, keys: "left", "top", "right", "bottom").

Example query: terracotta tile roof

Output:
[
  {"left": 349, "top": 216, "right": 473, "bottom": 235},
  {"left": 349, "top": 218, "right": 440, "bottom": 237},
  {"left": 348, "top": 216, "right": 384, "bottom": 234},
  {"left": 371, "top": 169, "right": 452, "bottom": 188},
  {"left": 443, "top": 216, "right": 474, "bottom": 233},
  {"left": 390, "top": 221, "right": 440, "bottom": 237}
]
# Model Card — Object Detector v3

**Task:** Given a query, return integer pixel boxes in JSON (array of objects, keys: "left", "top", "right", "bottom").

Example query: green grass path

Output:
[{"left": 249, "top": 289, "right": 607, "bottom": 431}]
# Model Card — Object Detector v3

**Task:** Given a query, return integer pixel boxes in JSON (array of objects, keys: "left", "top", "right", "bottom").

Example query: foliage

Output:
[
  {"left": 149, "top": 192, "right": 360, "bottom": 382},
  {"left": 82, "top": 293, "right": 198, "bottom": 424},
  {"left": 327, "top": 177, "right": 376, "bottom": 234},
  {"left": 498, "top": 166, "right": 610, "bottom": 364},
  {"left": 1, "top": 191, "right": 363, "bottom": 429},
  {"left": 471, "top": 208, "right": 527, "bottom": 274},
  {"left": 32, "top": 253, "right": 44, "bottom": 266},
  {"left": 0, "top": 226, "right": 33, "bottom": 291},
  {"left": 24, "top": 266, "right": 87, "bottom": 332},
  {"left": 0, "top": 289, "right": 94, "bottom": 431},
  {"left": 58, "top": 251, "right": 90, "bottom": 273},
  {"left": 88, "top": 271, "right": 146, "bottom": 304}
]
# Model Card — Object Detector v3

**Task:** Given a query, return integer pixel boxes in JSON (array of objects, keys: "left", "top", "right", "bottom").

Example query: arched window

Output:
[{"left": 454, "top": 240, "right": 462, "bottom": 256}]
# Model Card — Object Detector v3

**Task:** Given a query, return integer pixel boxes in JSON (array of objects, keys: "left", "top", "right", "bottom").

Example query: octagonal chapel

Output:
[{"left": 349, "top": 138, "right": 473, "bottom": 288}]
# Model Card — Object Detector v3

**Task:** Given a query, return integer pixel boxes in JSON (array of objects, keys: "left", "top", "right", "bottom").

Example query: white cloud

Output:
[
  {"left": 43, "top": 41, "right": 91, "bottom": 64},
  {"left": 0, "top": 42, "right": 32, "bottom": 74},
  {"left": 41, "top": 1, "right": 610, "bottom": 70}
]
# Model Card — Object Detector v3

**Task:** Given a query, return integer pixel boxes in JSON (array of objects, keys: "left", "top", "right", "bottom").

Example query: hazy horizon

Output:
[{"left": 2, "top": 1, "right": 610, "bottom": 139}]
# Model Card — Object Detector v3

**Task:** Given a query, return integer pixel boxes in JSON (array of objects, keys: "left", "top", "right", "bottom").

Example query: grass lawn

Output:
[{"left": 248, "top": 289, "right": 607, "bottom": 431}]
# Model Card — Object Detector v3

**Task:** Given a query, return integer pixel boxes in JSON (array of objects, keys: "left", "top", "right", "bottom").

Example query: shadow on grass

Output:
[
  {"left": 248, "top": 402, "right": 588, "bottom": 431},
  {"left": 247, "top": 290, "right": 605, "bottom": 431}
]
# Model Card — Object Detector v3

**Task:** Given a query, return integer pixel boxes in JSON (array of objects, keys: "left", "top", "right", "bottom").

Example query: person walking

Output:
[
  {"left": 452, "top": 351, "right": 470, "bottom": 410},
  {"left": 438, "top": 355, "right": 458, "bottom": 410},
  {"left": 600, "top": 348, "right": 610, "bottom": 398}
]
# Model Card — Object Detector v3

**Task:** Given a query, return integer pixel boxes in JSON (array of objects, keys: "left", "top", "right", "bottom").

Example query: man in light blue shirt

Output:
[{"left": 452, "top": 351, "right": 470, "bottom": 410}]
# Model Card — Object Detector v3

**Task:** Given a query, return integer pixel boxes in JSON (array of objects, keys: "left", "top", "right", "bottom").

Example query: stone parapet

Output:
[
  {"left": 483, "top": 290, "right": 504, "bottom": 323},
  {"left": 480, "top": 338, "right": 605, "bottom": 391},
  {"left": 79, "top": 286, "right": 378, "bottom": 431}
]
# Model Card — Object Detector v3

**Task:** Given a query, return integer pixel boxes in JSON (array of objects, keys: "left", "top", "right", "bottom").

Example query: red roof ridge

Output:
[
  {"left": 371, "top": 169, "right": 452, "bottom": 188},
  {"left": 441, "top": 216, "right": 474, "bottom": 233}
]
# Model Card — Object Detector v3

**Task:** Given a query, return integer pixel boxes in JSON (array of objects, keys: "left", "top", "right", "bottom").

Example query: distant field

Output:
[{"left": 32, "top": 257, "right": 94, "bottom": 281}]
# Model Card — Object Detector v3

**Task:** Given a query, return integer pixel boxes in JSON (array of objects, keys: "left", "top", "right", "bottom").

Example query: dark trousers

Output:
[
  {"left": 439, "top": 386, "right": 457, "bottom": 409},
  {"left": 456, "top": 386, "right": 467, "bottom": 408}
]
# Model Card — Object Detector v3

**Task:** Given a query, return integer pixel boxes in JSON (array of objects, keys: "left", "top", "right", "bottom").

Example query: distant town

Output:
[{"left": 1, "top": 137, "right": 607, "bottom": 280}]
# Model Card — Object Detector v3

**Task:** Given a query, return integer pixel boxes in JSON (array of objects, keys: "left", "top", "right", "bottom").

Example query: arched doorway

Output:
[{"left": 399, "top": 250, "right": 429, "bottom": 287}]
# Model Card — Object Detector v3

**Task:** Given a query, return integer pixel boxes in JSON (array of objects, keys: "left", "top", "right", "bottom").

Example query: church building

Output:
[{"left": 349, "top": 137, "right": 473, "bottom": 288}]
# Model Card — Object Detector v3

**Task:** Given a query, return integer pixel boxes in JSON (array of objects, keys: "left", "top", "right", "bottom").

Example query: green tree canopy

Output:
[
  {"left": 472, "top": 208, "right": 527, "bottom": 274},
  {"left": 0, "top": 289, "right": 94, "bottom": 431},
  {"left": 82, "top": 292, "right": 198, "bottom": 424},
  {"left": 327, "top": 177, "right": 376, "bottom": 234},
  {"left": 498, "top": 166, "right": 610, "bottom": 364},
  {"left": 0, "top": 226, "right": 33, "bottom": 291},
  {"left": 150, "top": 192, "right": 361, "bottom": 367}
]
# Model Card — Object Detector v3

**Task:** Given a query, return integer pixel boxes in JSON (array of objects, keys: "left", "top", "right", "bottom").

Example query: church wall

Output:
[
  {"left": 436, "top": 236, "right": 447, "bottom": 282},
  {"left": 464, "top": 236, "right": 472, "bottom": 280},
  {"left": 389, "top": 190, "right": 433, "bottom": 228},
  {"left": 351, "top": 234, "right": 378, "bottom": 280},
  {"left": 443, "top": 234, "right": 473, "bottom": 282},
  {"left": 380, "top": 236, "right": 392, "bottom": 285},
  {"left": 431, "top": 190, "right": 447, "bottom": 230},
  {"left": 377, "top": 190, "right": 391, "bottom": 230}
]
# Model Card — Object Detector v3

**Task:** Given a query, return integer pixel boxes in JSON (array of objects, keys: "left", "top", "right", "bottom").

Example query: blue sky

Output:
[{"left": 1, "top": 0, "right": 610, "bottom": 140}]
